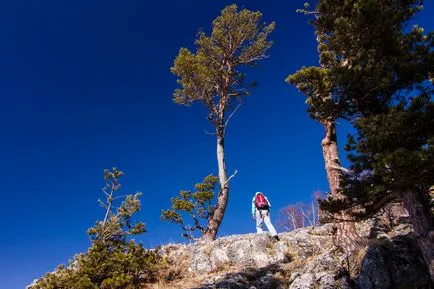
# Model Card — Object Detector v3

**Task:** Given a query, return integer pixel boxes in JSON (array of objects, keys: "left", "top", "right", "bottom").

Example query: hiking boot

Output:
[{"left": 273, "top": 235, "right": 280, "bottom": 241}]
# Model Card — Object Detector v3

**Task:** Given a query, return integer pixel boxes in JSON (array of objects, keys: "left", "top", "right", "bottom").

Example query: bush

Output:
[{"left": 30, "top": 168, "right": 163, "bottom": 289}]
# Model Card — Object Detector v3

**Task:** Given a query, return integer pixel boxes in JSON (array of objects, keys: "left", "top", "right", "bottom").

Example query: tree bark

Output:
[
  {"left": 202, "top": 132, "right": 229, "bottom": 240},
  {"left": 202, "top": 68, "right": 232, "bottom": 241},
  {"left": 321, "top": 120, "right": 359, "bottom": 251},
  {"left": 402, "top": 190, "right": 434, "bottom": 282}
]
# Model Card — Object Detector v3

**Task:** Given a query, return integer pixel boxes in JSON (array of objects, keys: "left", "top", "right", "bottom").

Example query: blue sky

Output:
[{"left": 0, "top": 1, "right": 432, "bottom": 288}]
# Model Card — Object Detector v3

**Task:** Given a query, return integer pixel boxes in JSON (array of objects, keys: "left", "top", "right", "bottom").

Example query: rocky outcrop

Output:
[
  {"left": 28, "top": 205, "right": 431, "bottom": 289},
  {"left": 154, "top": 221, "right": 431, "bottom": 289}
]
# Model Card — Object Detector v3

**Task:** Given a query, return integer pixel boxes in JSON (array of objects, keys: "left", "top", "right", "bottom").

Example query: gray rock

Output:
[
  {"left": 356, "top": 235, "right": 430, "bottom": 289},
  {"left": 28, "top": 219, "right": 431, "bottom": 289}
]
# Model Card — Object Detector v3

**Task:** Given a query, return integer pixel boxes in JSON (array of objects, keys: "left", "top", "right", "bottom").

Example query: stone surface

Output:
[
  {"left": 28, "top": 210, "right": 431, "bottom": 289},
  {"left": 159, "top": 221, "right": 431, "bottom": 289}
]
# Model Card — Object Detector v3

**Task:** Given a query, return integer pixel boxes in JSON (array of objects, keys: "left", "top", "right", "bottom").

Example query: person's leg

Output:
[
  {"left": 263, "top": 210, "right": 278, "bottom": 237},
  {"left": 255, "top": 210, "right": 264, "bottom": 234}
]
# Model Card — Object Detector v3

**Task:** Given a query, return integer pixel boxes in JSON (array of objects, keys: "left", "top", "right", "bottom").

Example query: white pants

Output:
[{"left": 255, "top": 209, "right": 277, "bottom": 236}]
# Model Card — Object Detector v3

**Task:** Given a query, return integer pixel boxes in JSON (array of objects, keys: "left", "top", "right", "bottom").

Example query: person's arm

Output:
[
  {"left": 265, "top": 196, "right": 271, "bottom": 207},
  {"left": 251, "top": 197, "right": 256, "bottom": 217}
]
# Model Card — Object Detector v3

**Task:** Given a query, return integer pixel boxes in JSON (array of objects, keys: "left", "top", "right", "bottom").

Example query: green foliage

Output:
[
  {"left": 161, "top": 174, "right": 219, "bottom": 239},
  {"left": 322, "top": 96, "right": 434, "bottom": 218},
  {"left": 288, "top": 0, "right": 433, "bottom": 222},
  {"left": 171, "top": 4, "right": 274, "bottom": 128},
  {"left": 287, "top": 0, "right": 433, "bottom": 120},
  {"left": 32, "top": 241, "right": 161, "bottom": 289},
  {"left": 170, "top": 4, "right": 273, "bottom": 240},
  {"left": 87, "top": 168, "right": 145, "bottom": 244},
  {"left": 30, "top": 169, "right": 163, "bottom": 289},
  {"left": 286, "top": 66, "right": 340, "bottom": 122},
  {"left": 303, "top": 0, "right": 434, "bottom": 218},
  {"left": 314, "top": 0, "right": 432, "bottom": 116}
]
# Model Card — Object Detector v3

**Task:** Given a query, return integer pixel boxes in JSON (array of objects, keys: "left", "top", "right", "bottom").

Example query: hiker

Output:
[{"left": 252, "top": 192, "right": 279, "bottom": 240}]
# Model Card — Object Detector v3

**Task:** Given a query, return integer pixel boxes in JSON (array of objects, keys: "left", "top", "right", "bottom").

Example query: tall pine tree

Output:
[
  {"left": 171, "top": 5, "right": 274, "bottom": 240},
  {"left": 286, "top": 9, "right": 359, "bottom": 252},
  {"left": 288, "top": 0, "right": 433, "bottom": 261},
  {"left": 299, "top": 0, "right": 434, "bottom": 279}
]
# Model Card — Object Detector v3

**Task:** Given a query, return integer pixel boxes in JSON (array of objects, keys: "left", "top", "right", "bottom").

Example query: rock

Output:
[
  {"left": 289, "top": 273, "right": 315, "bottom": 289},
  {"left": 356, "top": 235, "right": 431, "bottom": 289},
  {"left": 29, "top": 220, "right": 432, "bottom": 289},
  {"left": 158, "top": 223, "right": 431, "bottom": 289}
]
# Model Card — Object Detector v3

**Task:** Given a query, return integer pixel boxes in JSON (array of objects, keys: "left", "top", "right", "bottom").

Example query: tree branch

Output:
[
  {"left": 224, "top": 169, "right": 239, "bottom": 186},
  {"left": 300, "top": 207, "right": 314, "bottom": 227},
  {"left": 224, "top": 103, "right": 242, "bottom": 135},
  {"left": 327, "top": 164, "right": 352, "bottom": 173}
]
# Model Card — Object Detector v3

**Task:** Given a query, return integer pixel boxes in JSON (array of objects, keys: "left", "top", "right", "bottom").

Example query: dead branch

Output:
[
  {"left": 300, "top": 206, "right": 314, "bottom": 227},
  {"left": 327, "top": 164, "right": 352, "bottom": 173},
  {"left": 224, "top": 169, "right": 239, "bottom": 186},
  {"left": 223, "top": 103, "right": 242, "bottom": 135}
]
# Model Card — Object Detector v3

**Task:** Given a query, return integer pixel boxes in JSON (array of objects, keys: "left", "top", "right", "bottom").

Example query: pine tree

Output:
[
  {"left": 297, "top": 0, "right": 434, "bottom": 279},
  {"left": 323, "top": 95, "right": 434, "bottom": 280},
  {"left": 286, "top": 14, "right": 359, "bottom": 253},
  {"left": 30, "top": 169, "right": 162, "bottom": 289},
  {"left": 161, "top": 174, "right": 219, "bottom": 240},
  {"left": 287, "top": 0, "right": 433, "bottom": 257},
  {"left": 171, "top": 4, "right": 274, "bottom": 240}
]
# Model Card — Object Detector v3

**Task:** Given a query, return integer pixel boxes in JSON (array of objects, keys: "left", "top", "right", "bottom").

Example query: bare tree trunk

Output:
[
  {"left": 402, "top": 190, "right": 434, "bottom": 282},
  {"left": 312, "top": 201, "right": 317, "bottom": 226},
  {"left": 322, "top": 120, "right": 359, "bottom": 251},
  {"left": 203, "top": 131, "right": 229, "bottom": 240},
  {"left": 290, "top": 210, "right": 298, "bottom": 230}
]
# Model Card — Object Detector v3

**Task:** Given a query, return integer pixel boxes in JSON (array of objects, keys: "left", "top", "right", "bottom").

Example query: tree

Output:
[
  {"left": 171, "top": 4, "right": 274, "bottom": 240},
  {"left": 30, "top": 169, "right": 162, "bottom": 289},
  {"left": 88, "top": 168, "right": 145, "bottom": 243},
  {"left": 286, "top": 21, "right": 359, "bottom": 253},
  {"left": 278, "top": 192, "right": 322, "bottom": 231},
  {"left": 311, "top": 0, "right": 432, "bottom": 118},
  {"left": 161, "top": 174, "right": 219, "bottom": 240},
  {"left": 287, "top": 0, "right": 433, "bottom": 254},
  {"left": 323, "top": 96, "right": 434, "bottom": 280},
  {"left": 278, "top": 205, "right": 305, "bottom": 231},
  {"left": 299, "top": 0, "right": 434, "bottom": 279}
]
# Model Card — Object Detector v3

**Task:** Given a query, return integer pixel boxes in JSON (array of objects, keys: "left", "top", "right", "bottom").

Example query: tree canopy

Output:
[
  {"left": 171, "top": 4, "right": 274, "bottom": 240},
  {"left": 30, "top": 169, "right": 162, "bottom": 289},
  {"left": 171, "top": 4, "right": 274, "bottom": 128},
  {"left": 161, "top": 174, "right": 219, "bottom": 240}
]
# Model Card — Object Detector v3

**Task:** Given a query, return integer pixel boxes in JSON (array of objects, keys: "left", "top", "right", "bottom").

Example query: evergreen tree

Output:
[
  {"left": 287, "top": 0, "right": 433, "bottom": 257},
  {"left": 171, "top": 4, "right": 274, "bottom": 240},
  {"left": 161, "top": 174, "right": 218, "bottom": 240},
  {"left": 286, "top": 15, "right": 358, "bottom": 252},
  {"left": 294, "top": 0, "right": 434, "bottom": 278},
  {"left": 324, "top": 95, "right": 434, "bottom": 280},
  {"left": 312, "top": 0, "right": 432, "bottom": 118},
  {"left": 88, "top": 168, "right": 145, "bottom": 243},
  {"left": 30, "top": 169, "right": 162, "bottom": 289}
]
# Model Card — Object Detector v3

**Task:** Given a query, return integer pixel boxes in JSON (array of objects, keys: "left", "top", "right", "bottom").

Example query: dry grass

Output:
[
  {"left": 144, "top": 277, "right": 202, "bottom": 289},
  {"left": 144, "top": 263, "right": 245, "bottom": 289},
  {"left": 202, "top": 242, "right": 213, "bottom": 258},
  {"left": 346, "top": 246, "right": 367, "bottom": 277},
  {"left": 208, "top": 261, "right": 238, "bottom": 274},
  {"left": 144, "top": 233, "right": 339, "bottom": 289},
  {"left": 142, "top": 251, "right": 193, "bottom": 289},
  {"left": 264, "top": 240, "right": 277, "bottom": 257}
]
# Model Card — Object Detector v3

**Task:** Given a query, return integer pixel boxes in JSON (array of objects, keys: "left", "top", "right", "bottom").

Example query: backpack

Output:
[{"left": 254, "top": 193, "right": 269, "bottom": 209}]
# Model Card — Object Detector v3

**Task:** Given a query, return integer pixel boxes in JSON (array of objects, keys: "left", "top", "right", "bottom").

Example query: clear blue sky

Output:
[{"left": 0, "top": 1, "right": 432, "bottom": 288}]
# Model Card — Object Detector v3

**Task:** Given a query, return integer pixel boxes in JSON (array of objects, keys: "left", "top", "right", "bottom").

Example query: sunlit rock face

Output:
[
  {"left": 28, "top": 205, "right": 431, "bottom": 289},
  {"left": 159, "top": 218, "right": 431, "bottom": 289}
]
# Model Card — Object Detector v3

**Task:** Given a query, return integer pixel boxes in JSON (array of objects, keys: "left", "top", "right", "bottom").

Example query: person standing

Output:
[{"left": 252, "top": 192, "right": 279, "bottom": 240}]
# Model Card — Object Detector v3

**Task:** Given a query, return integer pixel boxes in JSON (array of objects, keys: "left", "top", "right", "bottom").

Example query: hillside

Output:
[{"left": 149, "top": 220, "right": 431, "bottom": 289}]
